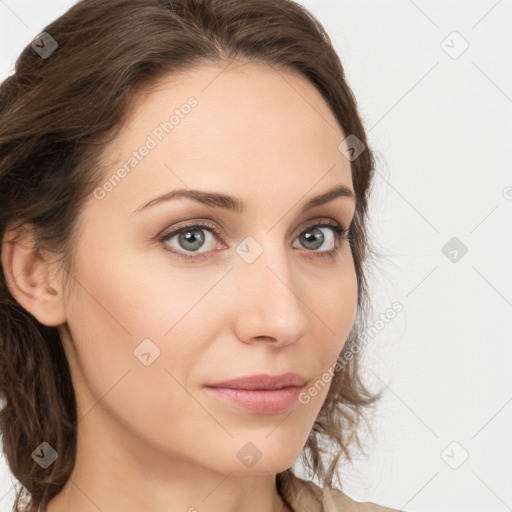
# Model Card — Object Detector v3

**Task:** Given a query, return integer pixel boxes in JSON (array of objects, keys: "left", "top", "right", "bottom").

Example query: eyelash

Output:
[{"left": 158, "top": 219, "right": 352, "bottom": 262}]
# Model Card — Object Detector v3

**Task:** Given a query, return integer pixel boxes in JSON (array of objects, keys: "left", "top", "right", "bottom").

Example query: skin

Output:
[{"left": 2, "top": 60, "right": 358, "bottom": 512}]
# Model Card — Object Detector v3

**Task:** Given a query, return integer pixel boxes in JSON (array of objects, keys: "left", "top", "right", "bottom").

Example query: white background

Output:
[{"left": 1, "top": 1, "right": 511, "bottom": 511}]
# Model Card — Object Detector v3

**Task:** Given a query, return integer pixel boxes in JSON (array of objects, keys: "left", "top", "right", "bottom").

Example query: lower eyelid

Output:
[{"left": 159, "top": 220, "right": 347, "bottom": 258}]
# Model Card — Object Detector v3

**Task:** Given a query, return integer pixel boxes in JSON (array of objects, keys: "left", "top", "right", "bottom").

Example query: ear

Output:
[{"left": 1, "top": 222, "right": 67, "bottom": 327}]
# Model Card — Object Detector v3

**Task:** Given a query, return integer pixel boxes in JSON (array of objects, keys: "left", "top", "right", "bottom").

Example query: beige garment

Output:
[{"left": 282, "top": 472, "right": 403, "bottom": 512}]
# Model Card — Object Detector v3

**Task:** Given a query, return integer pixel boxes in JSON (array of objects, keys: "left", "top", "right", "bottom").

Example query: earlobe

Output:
[{"left": 1, "top": 222, "right": 67, "bottom": 327}]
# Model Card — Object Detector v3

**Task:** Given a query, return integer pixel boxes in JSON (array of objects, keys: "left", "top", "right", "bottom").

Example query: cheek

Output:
[
  {"left": 311, "top": 262, "right": 358, "bottom": 355},
  {"left": 67, "top": 236, "right": 222, "bottom": 343},
  {"left": 61, "top": 245, "right": 218, "bottom": 451},
  {"left": 291, "top": 263, "right": 358, "bottom": 414},
  {"left": 62, "top": 239, "right": 226, "bottom": 403}
]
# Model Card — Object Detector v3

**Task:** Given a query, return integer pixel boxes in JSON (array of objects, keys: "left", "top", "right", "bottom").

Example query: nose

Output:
[{"left": 230, "top": 240, "right": 308, "bottom": 347}]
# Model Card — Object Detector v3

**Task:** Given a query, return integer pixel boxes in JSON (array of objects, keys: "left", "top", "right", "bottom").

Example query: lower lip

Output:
[{"left": 203, "top": 386, "right": 304, "bottom": 414}]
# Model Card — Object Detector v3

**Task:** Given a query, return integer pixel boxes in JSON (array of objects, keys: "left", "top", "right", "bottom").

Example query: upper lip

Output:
[{"left": 204, "top": 373, "right": 308, "bottom": 390}]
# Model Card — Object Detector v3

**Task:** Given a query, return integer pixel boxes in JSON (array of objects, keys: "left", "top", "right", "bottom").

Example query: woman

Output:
[{"left": 0, "top": 1, "right": 401, "bottom": 511}]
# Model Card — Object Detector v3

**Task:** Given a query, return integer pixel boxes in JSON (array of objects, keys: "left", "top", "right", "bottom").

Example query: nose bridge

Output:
[{"left": 231, "top": 236, "right": 307, "bottom": 345}]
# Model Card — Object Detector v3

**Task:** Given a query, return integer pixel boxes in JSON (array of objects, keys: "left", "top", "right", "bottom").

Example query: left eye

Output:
[
  {"left": 159, "top": 221, "right": 349, "bottom": 260},
  {"left": 292, "top": 224, "right": 342, "bottom": 252}
]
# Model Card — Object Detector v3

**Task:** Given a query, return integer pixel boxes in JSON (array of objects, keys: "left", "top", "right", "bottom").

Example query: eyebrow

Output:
[{"left": 132, "top": 184, "right": 356, "bottom": 216}]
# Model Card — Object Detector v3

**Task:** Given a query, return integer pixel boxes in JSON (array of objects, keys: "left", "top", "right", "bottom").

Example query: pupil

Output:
[
  {"left": 302, "top": 228, "right": 323, "bottom": 250},
  {"left": 180, "top": 229, "right": 204, "bottom": 251}
]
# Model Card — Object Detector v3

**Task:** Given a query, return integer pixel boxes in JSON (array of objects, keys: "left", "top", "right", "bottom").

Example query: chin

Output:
[{"left": 221, "top": 435, "right": 306, "bottom": 476}]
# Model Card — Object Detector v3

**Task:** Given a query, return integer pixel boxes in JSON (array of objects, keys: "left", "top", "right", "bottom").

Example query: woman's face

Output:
[{"left": 58, "top": 61, "right": 358, "bottom": 476}]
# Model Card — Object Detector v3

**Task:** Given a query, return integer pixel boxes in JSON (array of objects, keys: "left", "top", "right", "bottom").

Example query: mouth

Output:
[{"left": 202, "top": 373, "right": 308, "bottom": 415}]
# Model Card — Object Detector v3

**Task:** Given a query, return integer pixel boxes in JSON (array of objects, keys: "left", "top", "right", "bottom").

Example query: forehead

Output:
[{"left": 93, "top": 61, "right": 353, "bottom": 215}]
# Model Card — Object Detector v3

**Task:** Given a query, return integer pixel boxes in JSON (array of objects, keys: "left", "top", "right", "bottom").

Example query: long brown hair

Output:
[{"left": 0, "top": 1, "right": 384, "bottom": 510}]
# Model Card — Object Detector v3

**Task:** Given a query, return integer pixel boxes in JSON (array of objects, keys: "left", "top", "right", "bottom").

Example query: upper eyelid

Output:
[
  {"left": 159, "top": 216, "right": 347, "bottom": 240},
  {"left": 157, "top": 221, "right": 349, "bottom": 263},
  {"left": 157, "top": 218, "right": 351, "bottom": 262}
]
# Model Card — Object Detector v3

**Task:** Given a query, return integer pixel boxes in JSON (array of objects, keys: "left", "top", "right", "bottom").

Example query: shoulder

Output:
[
  {"left": 282, "top": 472, "right": 401, "bottom": 512},
  {"left": 324, "top": 485, "right": 401, "bottom": 511}
]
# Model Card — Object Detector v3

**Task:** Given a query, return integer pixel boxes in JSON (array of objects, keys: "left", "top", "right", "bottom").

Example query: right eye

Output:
[{"left": 158, "top": 221, "right": 226, "bottom": 261}]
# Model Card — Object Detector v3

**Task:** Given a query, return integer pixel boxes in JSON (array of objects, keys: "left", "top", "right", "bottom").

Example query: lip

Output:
[
  {"left": 204, "top": 372, "right": 308, "bottom": 390},
  {"left": 203, "top": 373, "right": 308, "bottom": 415}
]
